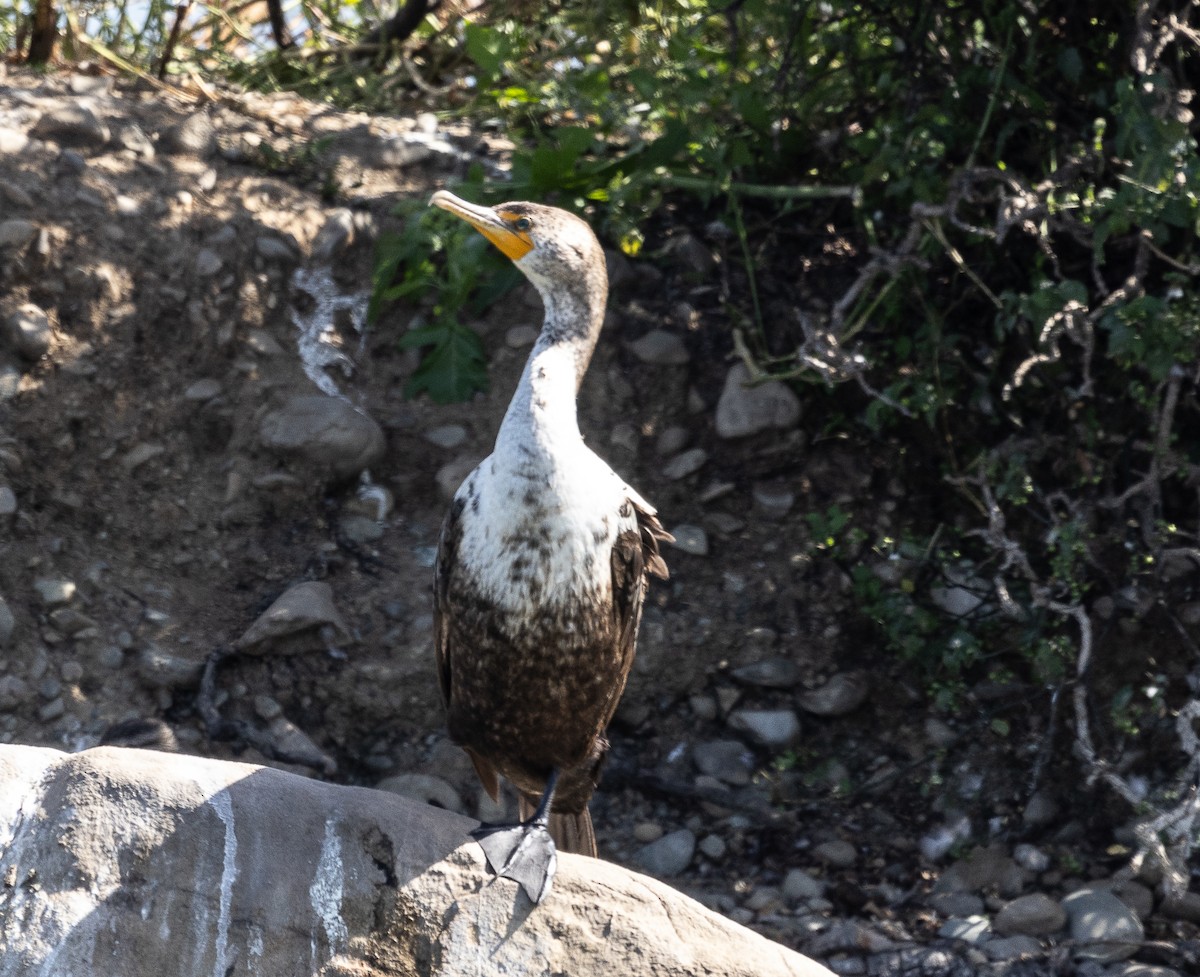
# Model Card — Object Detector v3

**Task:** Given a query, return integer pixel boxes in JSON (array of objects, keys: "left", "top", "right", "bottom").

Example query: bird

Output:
[{"left": 428, "top": 190, "right": 672, "bottom": 903}]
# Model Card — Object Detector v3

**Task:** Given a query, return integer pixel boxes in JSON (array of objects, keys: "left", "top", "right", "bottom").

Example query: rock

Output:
[
  {"left": 32, "top": 577, "right": 76, "bottom": 607},
  {"left": 1060, "top": 887, "right": 1143, "bottom": 961},
  {"left": 753, "top": 482, "right": 795, "bottom": 518},
  {"left": 4, "top": 303, "right": 52, "bottom": 361},
  {"left": 160, "top": 111, "right": 217, "bottom": 157},
  {"left": 259, "top": 394, "right": 386, "bottom": 480},
  {"left": 0, "top": 219, "right": 38, "bottom": 250},
  {"left": 0, "top": 674, "right": 29, "bottom": 711},
  {"left": 30, "top": 104, "right": 110, "bottom": 147},
  {"left": 993, "top": 892, "right": 1066, "bottom": 936},
  {"left": 715, "top": 363, "right": 802, "bottom": 439},
  {"left": 234, "top": 581, "right": 351, "bottom": 655},
  {"left": 811, "top": 839, "right": 857, "bottom": 869},
  {"left": 635, "top": 828, "right": 696, "bottom": 877},
  {"left": 698, "top": 834, "right": 726, "bottom": 860},
  {"left": 656, "top": 425, "right": 689, "bottom": 456},
  {"left": 627, "top": 329, "right": 690, "bottom": 365},
  {"left": 728, "top": 708, "right": 800, "bottom": 748},
  {"left": 796, "top": 671, "right": 870, "bottom": 716},
  {"left": 1012, "top": 843, "right": 1050, "bottom": 873},
  {"left": 0, "top": 485, "right": 15, "bottom": 520},
  {"left": 424, "top": 424, "right": 467, "bottom": 449},
  {"left": 669, "top": 524, "right": 709, "bottom": 556},
  {"left": 265, "top": 715, "right": 337, "bottom": 774},
  {"left": 183, "top": 378, "right": 223, "bottom": 401},
  {"left": 732, "top": 657, "right": 801, "bottom": 689},
  {"left": 435, "top": 454, "right": 483, "bottom": 501},
  {"left": 927, "top": 891, "right": 985, "bottom": 917},
  {"left": 136, "top": 643, "right": 206, "bottom": 690},
  {"left": 782, "top": 868, "right": 826, "bottom": 903},
  {"left": 312, "top": 209, "right": 356, "bottom": 260},
  {"left": 505, "top": 324, "right": 538, "bottom": 347},
  {"left": 937, "top": 915, "right": 990, "bottom": 943},
  {"left": 376, "top": 773, "right": 465, "bottom": 815},
  {"left": 195, "top": 248, "right": 222, "bottom": 276},
  {"left": 123, "top": 442, "right": 165, "bottom": 471},
  {"left": 693, "top": 739, "right": 755, "bottom": 786},
  {"left": 0, "top": 745, "right": 832, "bottom": 977},
  {"left": 662, "top": 447, "right": 707, "bottom": 480},
  {"left": 632, "top": 821, "right": 664, "bottom": 844},
  {"left": 933, "top": 844, "right": 1026, "bottom": 898},
  {"left": 1159, "top": 890, "right": 1200, "bottom": 923},
  {"left": 0, "top": 596, "right": 14, "bottom": 647},
  {"left": 0, "top": 127, "right": 29, "bottom": 154},
  {"left": 1022, "top": 789, "right": 1059, "bottom": 827},
  {"left": 982, "top": 935, "right": 1044, "bottom": 961}
]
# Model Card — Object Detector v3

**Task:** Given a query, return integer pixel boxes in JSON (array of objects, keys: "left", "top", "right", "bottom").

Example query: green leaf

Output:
[{"left": 405, "top": 323, "right": 489, "bottom": 403}]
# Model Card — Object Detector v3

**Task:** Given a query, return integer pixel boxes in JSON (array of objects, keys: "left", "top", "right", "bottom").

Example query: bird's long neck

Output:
[{"left": 495, "top": 272, "right": 607, "bottom": 464}]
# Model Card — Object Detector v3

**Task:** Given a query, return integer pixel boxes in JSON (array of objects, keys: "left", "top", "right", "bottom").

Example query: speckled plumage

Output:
[{"left": 431, "top": 195, "right": 670, "bottom": 857}]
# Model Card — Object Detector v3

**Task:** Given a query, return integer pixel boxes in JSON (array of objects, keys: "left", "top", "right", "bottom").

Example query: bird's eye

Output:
[{"left": 514, "top": 216, "right": 533, "bottom": 232}]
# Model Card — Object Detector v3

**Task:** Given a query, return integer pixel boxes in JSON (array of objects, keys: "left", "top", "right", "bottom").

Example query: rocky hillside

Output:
[{"left": 0, "top": 65, "right": 1197, "bottom": 975}]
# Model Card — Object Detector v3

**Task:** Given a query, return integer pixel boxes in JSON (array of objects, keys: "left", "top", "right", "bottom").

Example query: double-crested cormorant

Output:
[{"left": 430, "top": 191, "right": 671, "bottom": 903}]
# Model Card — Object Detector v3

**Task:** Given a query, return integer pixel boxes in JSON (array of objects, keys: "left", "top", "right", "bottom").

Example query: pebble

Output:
[
  {"left": 504, "top": 324, "right": 538, "bottom": 348},
  {"left": 982, "top": 935, "right": 1043, "bottom": 961},
  {"left": 938, "top": 916, "right": 991, "bottom": 943},
  {"left": 0, "top": 675, "right": 30, "bottom": 711},
  {"left": 339, "top": 514, "right": 383, "bottom": 544},
  {"left": 661, "top": 448, "right": 707, "bottom": 480},
  {"left": 797, "top": 671, "right": 870, "bottom": 716},
  {"left": 698, "top": 834, "right": 726, "bottom": 859},
  {"left": 635, "top": 828, "right": 695, "bottom": 877},
  {"left": 782, "top": 868, "right": 825, "bottom": 903},
  {"left": 714, "top": 362, "right": 802, "bottom": 439},
  {"left": 669, "top": 524, "right": 709, "bottom": 556},
  {"left": 375, "top": 773, "right": 464, "bottom": 814},
  {"left": 728, "top": 708, "right": 800, "bottom": 748},
  {"left": 1012, "top": 842, "right": 1050, "bottom": 873},
  {"left": 1061, "top": 887, "right": 1143, "bottom": 961},
  {"left": 37, "top": 697, "right": 65, "bottom": 722},
  {"left": 4, "top": 303, "right": 52, "bottom": 361},
  {"left": 33, "top": 578, "right": 76, "bottom": 607},
  {"left": 183, "top": 378, "right": 223, "bottom": 401},
  {"left": 0, "top": 219, "right": 38, "bottom": 250},
  {"left": 927, "top": 891, "right": 985, "bottom": 917},
  {"left": 632, "top": 821, "right": 664, "bottom": 843},
  {"left": 993, "top": 892, "right": 1066, "bottom": 936},
  {"left": 812, "top": 838, "right": 858, "bottom": 869},
  {"left": 30, "top": 104, "right": 111, "bottom": 147},
  {"left": 136, "top": 644, "right": 205, "bottom": 689},
  {"left": 732, "top": 657, "right": 801, "bottom": 689},
  {"left": 195, "top": 248, "right": 223, "bottom": 276},
  {"left": 0, "top": 596, "right": 14, "bottom": 647},
  {"left": 656, "top": 425, "right": 689, "bottom": 457},
  {"left": 159, "top": 111, "right": 217, "bottom": 157},
  {"left": 435, "top": 455, "right": 480, "bottom": 501},
  {"left": 255, "top": 235, "right": 297, "bottom": 261},
  {"left": 233, "top": 581, "right": 350, "bottom": 654},
  {"left": 1022, "top": 789, "right": 1059, "bottom": 827},
  {"left": 752, "top": 481, "right": 795, "bottom": 518},
  {"left": 122, "top": 442, "right": 165, "bottom": 471},
  {"left": 424, "top": 424, "right": 467, "bottom": 449},
  {"left": 0, "top": 486, "right": 15, "bottom": 520},
  {"left": 934, "top": 844, "right": 1025, "bottom": 897},
  {"left": 312, "top": 209, "right": 355, "bottom": 260},
  {"left": 0, "top": 362, "right": 21, "bottom": 400},
  {"left": 627, "top": 329, "right": 690, "bottom": 365},
  {"left": 266, "top": 715, "right": 337, "bottom": 775},
  {"left": 259, "top": 394, "right": 386, "bottom": 480},
  {"left": 253, "top": 695, "right": 283, "bottom": 720},
  {"left": 0, "top": 127, "right": 29, "bottom": 154},
  {"left": 48, "top": 607, "right": 97, "bottom": 635},
  {"left": 692, "top": 739, "right": 755, "bottom": 786}
]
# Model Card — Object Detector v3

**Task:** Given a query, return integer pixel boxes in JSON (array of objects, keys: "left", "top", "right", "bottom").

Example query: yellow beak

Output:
[{"left": 430, "top": 190, "right": 535, "bottom": 262}]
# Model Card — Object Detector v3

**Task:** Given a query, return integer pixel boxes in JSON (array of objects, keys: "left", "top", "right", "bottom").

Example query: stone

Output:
[
  {"left": 937, "top": 915, "right": 990, "bottom": 943},
  {"left": 994, "top": 892, "right": 1066, "bottom": 936},
  {"left": 0, "top": 674, "right": 29, "bottom": 711},
  {"left": 981, "top": 935, "right": 1044, "bottom": 961},
  {"left": 698, "top": 834, "right": 726, "bottom": 860},
  {"left": 1060, "top": 887, "right": 1143, "bottom": 961},
  {"left": 0, "top": 596, "right": 14, "bottom": 647},
  {"left": 0, "top": 745, "right": 833, "bottom": 977},
  {"left": 796, "top": 671, "right": 870, "bottom": 717},
  {"left": 4, "top": 303, "right": 52, "bottom": 361},
  {"left": 627, "top": 329, "right": 690, "bottom": 365},
  {"left": 0, "top": 127, "right": 29, "bottom": 154},
  {"left": 0, "top": 219, "right": 38, "bottom": 250},
  {"left": 259, "top": 395, "right": 386, "bottom": 480},
  {"left": 1012, "top": 843, "right": 1050, "bottom": 873},
  {"left": 693, "top": 739, "right": 755, "bottom": 786},
  {"left": 811, "top": 839, "right": 857, "bottom": 869},
  {"left": 195, "top": 248, "right": 222, "bottom": 276},
  {"left": 662, "top": 448, "right": 707, "bottom": 481},
  {"left": 376, "top": 773, "right": 465, "bottom": 815},
  {"left": 160, "top": 111, "right": 217, "bottom": 157},
  {"left": 752, "top": 482, "right": 795, "bottom": 518},
  {"left": 424, "top": 424, "right": 468, "bottom": 449},
  {"left": 933, "top": 844, "right": 1025, "bottom": 898},
  {"left": 635, "top": 828, "right": 696, "bottom": 877},
  {"left": 183, "top": 378, "right": 223, "bottom": 401},
  {"left": 30, "top": 104, "right": 110, "bottom": 147},
  {"left": 136, "top": 644, "right": 206, "bottom": 690},
  {"left": 669, "top": 524, "right": 709, "bottom": 556},
  {"left": 0, "top": 485, "right": 15, "bottom": 519},
  {"left": 732, "top": 657, "right": 801, "bottom": 689},
  {"left": 312, "top": 209, "right": 356, "bottom": 260},
  {"left": 715, "top": 362, "right": 801, "bottom": 439},
  {"left": 33, "top": 577, "right": 76, "bottom": 607},
  {"left": 435, "top": 455, "right": 483, "bottom": 501},
  {"left": 234, "top": 581, "right": 351, "bottom": 655},
  {"left": 927, "top": 891, "right": 985, "bottom": 917},
  {"left": 782, "top": 868, "right": 826, "bottom": 903},
  {"left": 728, "top": 709, "right": 801, "bottom": 748}
]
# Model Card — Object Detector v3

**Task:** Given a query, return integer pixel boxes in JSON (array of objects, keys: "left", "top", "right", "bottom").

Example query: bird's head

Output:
[{"left": 430, "top": 190, "right": 606, "bottom": 301}]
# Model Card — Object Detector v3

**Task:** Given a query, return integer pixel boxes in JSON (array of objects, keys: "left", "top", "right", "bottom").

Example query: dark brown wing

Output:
[{"left": 606, "top": 498, "right": 674, "bottom": 717}]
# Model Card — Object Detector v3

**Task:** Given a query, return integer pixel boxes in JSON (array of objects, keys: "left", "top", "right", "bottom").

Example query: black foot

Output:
[{"left": 472, "top": 820, "right": 557, "bottom": 904}]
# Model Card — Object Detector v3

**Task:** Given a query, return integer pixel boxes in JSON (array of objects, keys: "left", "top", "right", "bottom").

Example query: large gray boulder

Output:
[{"left": 0, "top": 745, "right": 831, "bottom": 977}]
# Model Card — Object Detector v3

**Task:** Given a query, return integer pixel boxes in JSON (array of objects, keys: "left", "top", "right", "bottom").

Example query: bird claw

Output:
[{"left": 472, "top": 821, "right": 558, "bottom": 904}]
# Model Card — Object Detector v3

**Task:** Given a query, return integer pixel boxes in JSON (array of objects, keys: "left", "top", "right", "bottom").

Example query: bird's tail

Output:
[{"left": 519, "top": 795, "right": 597, "bottom": 857}]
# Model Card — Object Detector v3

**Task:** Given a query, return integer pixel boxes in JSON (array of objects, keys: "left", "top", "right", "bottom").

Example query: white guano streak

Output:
[
  {"left": 310, "top": 817, "right": 348, "bottom": 958},
  {"left": 208, "top": 791, "right": 239, "bottom": 977}
]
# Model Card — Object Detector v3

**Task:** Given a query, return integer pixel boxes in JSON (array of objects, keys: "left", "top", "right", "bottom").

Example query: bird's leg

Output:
[{"left": 471, "top": 768, "right": 559, "bottom": 904}]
